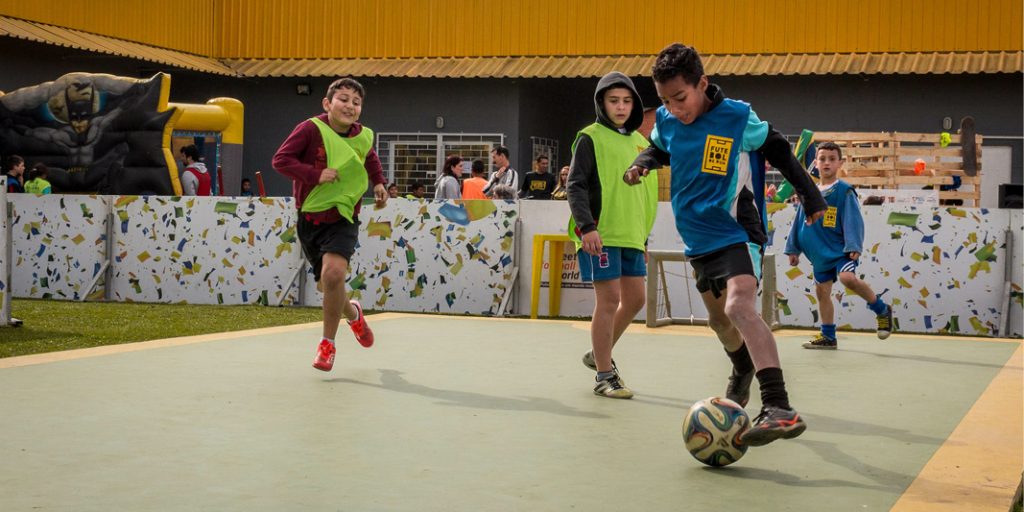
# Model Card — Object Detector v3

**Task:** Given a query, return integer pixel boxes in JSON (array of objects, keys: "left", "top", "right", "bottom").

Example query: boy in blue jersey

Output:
[
  {"left": 625, "top": 43, "right": 826, "bottom": 447},
  {"left": 785, "top": 142, "right": 894, "bottom": 349}
]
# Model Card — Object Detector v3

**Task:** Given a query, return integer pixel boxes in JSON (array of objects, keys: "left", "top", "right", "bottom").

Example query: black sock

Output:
[
  {"left": 756, "top": 367, "right": 791, "bottom": 410},
  {"left": 725, "top": 343, "right": 755, "bottom": 376}
]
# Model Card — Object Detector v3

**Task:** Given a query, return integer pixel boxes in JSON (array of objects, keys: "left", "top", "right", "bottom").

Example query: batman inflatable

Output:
[{"left": 0, "top": 72, "right": 177, "bottom": 194}]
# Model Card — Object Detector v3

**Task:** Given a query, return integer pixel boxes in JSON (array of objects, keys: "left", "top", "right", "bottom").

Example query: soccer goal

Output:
[{"left": 645, "top": 250, "right": 779, "bottom": 329}]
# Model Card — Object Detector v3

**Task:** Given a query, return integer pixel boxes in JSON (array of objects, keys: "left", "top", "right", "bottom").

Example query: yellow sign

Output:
[
  {"left": 701, "top": 135, "right": 733, "bottom": 175},
  {"left": 823, "top": 206, "right": 838, "bottom": 227}
]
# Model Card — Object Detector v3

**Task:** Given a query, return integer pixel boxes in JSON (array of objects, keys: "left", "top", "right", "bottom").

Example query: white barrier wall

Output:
[
  {"left": 110, "top": 196, "right": 303, "bottom": 305},
  {"left": 8, "top": 194, "right": 109, "bottom": 300},
  {"left": 5, "top": 195, "right": 1022, "bottom": 337},
  {"left": 768, "top": 205, "right": 1016, "bottom": 337},
  {"left": 513, "top": 200, "right": 1023, "bottom": 338},
  {"left": 7, "top": 195, "right": 519, "bottom": 315},
  {"left": 316, "top": 199, "right": 519, "bottom": 315}
]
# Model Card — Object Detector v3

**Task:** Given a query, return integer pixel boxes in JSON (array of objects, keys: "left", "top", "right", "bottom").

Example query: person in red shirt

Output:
[
  {"left": 179, "top": 145, "right": 211, "bottom": 196},
  {"left": 272, "top": 77, "right": 388, "bottom": 372}
]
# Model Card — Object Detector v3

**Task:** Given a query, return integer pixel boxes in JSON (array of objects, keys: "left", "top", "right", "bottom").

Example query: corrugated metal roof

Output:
[
  {"left": 0, "top": 16, "right": 236, "bottom": 76},
  {"left": 225, "top": 52, "right": 1023, "bottom": 78}
]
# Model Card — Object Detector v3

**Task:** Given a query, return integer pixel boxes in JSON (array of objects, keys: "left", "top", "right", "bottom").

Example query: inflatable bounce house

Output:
[{"left": 0, "top": 72, "right": 242, "bottom": 195}]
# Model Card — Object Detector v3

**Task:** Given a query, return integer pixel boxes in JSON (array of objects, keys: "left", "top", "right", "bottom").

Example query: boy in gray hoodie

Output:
[{"left": 568, "top": 72, "right": 659, "bottom": 399}]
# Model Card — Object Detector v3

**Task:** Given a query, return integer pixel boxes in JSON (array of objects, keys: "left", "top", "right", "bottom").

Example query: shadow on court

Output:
[{"left": 328, "top": 368, "right": 609, "bottom": 419}]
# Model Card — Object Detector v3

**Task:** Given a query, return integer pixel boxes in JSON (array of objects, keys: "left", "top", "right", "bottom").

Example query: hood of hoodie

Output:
[
  {"left": 594, "top": 71, "right": 644, "bottom": 133},
  {"left": 187, "top": 162, "right": 208, "bottom": 174}
]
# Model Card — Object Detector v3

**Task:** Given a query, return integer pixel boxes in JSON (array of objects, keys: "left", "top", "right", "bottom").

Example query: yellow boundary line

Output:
[{"left": 891, "top": 343, "right": 1023, "bottom": 511}]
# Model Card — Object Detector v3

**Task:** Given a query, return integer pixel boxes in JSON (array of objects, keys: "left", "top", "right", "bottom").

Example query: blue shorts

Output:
[
  {"left": 813, "top": 257, "right": 859, "bottom": 284},
  {"left": 578, "top": 247, "right": 646, "bottom": 283}
]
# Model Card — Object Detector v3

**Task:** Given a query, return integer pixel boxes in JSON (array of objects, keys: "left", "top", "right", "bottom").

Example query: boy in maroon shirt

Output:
[{"left": 272, "top": 78, "right": 388, "bottom": 372}]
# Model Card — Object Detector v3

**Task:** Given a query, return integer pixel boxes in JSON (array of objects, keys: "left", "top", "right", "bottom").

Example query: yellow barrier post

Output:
[{"left": 530, "top": 233, "right": 571, "bottom": 319}]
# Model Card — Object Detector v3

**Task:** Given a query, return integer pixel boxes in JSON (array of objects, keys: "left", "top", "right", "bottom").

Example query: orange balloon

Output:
[{"left": 914, "top": 159, "right": 926, "bottom": 175}]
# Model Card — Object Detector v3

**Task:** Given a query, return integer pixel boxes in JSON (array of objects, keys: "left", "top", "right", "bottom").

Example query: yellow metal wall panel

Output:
[
  {"left": 1007, "top": 0, "right": 1022, "bottom": 51},
  {"left": 1, "top": 0, "right": 1020, "bottom": 59},
  {"left": 0, "top": 0, "right": 213, "bottom": 55}
]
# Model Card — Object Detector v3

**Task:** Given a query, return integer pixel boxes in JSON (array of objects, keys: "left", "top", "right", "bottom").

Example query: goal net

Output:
[{"left": 646, "top": 250, "right": 778, "bottom": 329}]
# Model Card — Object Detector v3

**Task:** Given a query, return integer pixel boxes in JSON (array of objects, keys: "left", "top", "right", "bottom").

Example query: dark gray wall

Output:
[
  {"left": 224, "top": 77, "right": 522, "bottom": 195},
  {"left": 2, "top": 38, "right": 1021, "bottom": 197}
]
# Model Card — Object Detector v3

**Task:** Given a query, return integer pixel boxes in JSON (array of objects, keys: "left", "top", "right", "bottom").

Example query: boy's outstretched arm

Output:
[
  {"left": 625, "top": 144, "right": 671, "bottom": 185},
  {"left": 759, "top": 127, "right": 827, "bottom": 223}
]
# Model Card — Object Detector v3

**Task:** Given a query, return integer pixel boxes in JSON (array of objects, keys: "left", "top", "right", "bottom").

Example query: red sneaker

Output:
[
  {"left": 348, "top": 300, "right": 374, "bottom": 348},
  {"left": 312, "top": 339, "right": 335, "bottom": 372}
]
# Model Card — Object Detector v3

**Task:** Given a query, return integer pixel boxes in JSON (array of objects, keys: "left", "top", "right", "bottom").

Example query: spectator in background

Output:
[
  {"left": 240, "top": 178, "right": 254, "bottom": 197},
  {"left": 862, "top": 195, "right": 884, "bottom": 205},
  {"left": 490, "top": 184, "right": 517, "bottom": 200},
  {"left": 462, "top": 159, "right": 489, "bottom": 199},
  {"left": 434, "top": 154, "right": 463, "bottom": 200},
  {"left": 3, "top": 154, "right": 25, "bottom": 193},
  {"left": 179, "top": 144, "right": 211, "bottom": 196},
  {"left": 483, "top": 145, "right": 518, "bottom": 197},
  {"left": 520, "top": 155, "right": 557, "bottom": 199},
  {"left": 406, "top": 182, "right": 427, "bottom": 199},
  {"left": 551, "top": 165, "right": 570, "bottom": 200},
  {"left": 23, "top": 163, "right": 52, "bottom": 195},
  {"left": 387, "top": 182, "right": 400, "bottom": 199}
]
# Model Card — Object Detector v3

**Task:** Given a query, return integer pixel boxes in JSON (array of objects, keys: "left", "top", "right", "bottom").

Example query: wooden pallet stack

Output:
[{"left": 814, "top": 130, "right": 983, "bottom": 206}]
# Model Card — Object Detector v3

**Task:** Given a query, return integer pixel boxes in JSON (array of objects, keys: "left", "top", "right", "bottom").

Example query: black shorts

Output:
[
  {"left": 689, "top": 242, "right": 764, "bottom": 299},
  {"left": 297, "top": 214, "right": 360, "bottom": 281}
]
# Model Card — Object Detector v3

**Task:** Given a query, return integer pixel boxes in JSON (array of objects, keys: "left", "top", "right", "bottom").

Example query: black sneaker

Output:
[
  {"left": 725, "top": 368, "right": 754, "bottom": 407},
  {"left": 876, "top": 306, "right": 894, "bottom": 340},
  {"left": 593, "top": 373, "right": 633, "bottom": 399},
  {"left": 741, "top": 405, "right": 807, "bottom": 447},
  {"left": 802, "top": 333, "right": 838, "bottom": 350}
]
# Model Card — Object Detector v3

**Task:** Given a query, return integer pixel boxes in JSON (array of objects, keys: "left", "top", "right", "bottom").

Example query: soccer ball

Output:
[{"left": 681, "top": 397, "right": 750, "bottom": 467}]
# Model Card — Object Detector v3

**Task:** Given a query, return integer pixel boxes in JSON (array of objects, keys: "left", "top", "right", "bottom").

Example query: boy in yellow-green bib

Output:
[
  {"left": 568, "top": 72, "right": 658, "bottom": 399},
  {"left": 273, "top": 78, "right": 388, "bottom": 372}
]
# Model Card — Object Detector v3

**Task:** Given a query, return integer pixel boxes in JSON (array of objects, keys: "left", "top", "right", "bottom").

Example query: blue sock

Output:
[
  {"left": 868, "top": 298, "right": 888, "bottom": 316},
  {"left": 596, "top": 371, "right": 616, "bottom": 381},
  {"left": 821, "top": 324, "right": 837, "bottom": 340}
]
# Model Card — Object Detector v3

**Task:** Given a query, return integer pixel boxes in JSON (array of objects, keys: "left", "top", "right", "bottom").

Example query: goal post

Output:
[
  {"left": 646, "top": 249, "right": 778, "bottom": 329},
  {"left": 0, "top": 185, "right": 10, "bottom": 327}
]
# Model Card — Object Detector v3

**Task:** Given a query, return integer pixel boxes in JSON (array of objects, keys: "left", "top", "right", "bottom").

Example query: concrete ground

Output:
[{"left": 1, "top": 314, "right": 1020, "bottom": 511}]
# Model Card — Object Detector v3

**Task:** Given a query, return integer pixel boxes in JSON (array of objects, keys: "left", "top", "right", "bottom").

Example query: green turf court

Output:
[{"left": 0, "top": 315, "right": 1020, "bottom": 511}]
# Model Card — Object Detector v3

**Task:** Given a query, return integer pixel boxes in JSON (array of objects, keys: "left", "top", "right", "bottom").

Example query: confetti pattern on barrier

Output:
[
  {"left": 7, "top": 194, "right": 109, "bottom": 301},
  {"left": 303, "top": 199, "right": 518, "bottom": 315},
  {"left": 109, "top": 196, "right": 302, "bottom": 305},
  {"left": 770, "top": 204, "right": 1022, "bottom": 337}
]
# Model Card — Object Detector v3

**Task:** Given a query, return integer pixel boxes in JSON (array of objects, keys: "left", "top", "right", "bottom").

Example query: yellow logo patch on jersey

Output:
[
  {"left": 701, "top": 135, "right": 733, "bottom": 175},
  {"left": 823, "top": 206, "right": 838, "bottom": 228}
]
